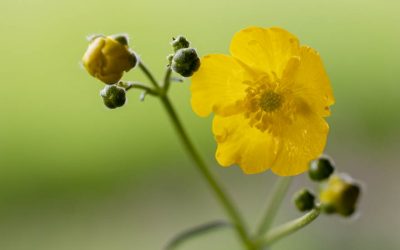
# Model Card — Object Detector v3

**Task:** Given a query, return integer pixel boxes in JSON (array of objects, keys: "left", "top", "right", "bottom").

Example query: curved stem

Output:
[
  {"left": 256, "top": 206, "right": 321, "bottom": 247},
  {"left": 256, "top": 177, "right": 292, "bottom": 237},
  {"left": 160, "top": 95, "right": 254, "bottom": 249},
  {"left": 138, "top": 61, "right": 161, "bottom": 90},
  {"left": 122, "top": 81, "right": 158, "bottom": 95},
  {"left": 165, "top": 220, "right": 231, "bottom": 250}
]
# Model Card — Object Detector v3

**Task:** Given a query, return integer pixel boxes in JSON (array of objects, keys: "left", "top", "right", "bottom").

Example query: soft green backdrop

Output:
[{"left": 0, "top": 0, "right": 399, "bottom": 249}]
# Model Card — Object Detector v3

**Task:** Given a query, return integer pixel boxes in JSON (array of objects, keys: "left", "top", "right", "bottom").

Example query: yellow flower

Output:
[
  {"left": 82, "top": 35, "right": 137, "bottom": 84},
  {"left": 190, "top": 27, "right": 334, "bottom": 175}
]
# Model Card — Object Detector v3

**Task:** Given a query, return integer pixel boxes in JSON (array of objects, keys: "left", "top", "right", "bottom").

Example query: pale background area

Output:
[{"left": 0, "top": 0, "right": 399, "bottom": 249}]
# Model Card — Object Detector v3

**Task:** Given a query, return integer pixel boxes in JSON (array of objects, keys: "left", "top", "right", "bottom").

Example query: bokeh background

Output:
[{"left": 0, "top": 0, "right": 399, "bottom": 249}]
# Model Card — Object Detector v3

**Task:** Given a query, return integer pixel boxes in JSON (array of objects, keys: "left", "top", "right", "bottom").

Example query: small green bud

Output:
[
  {"left": 171, "top": 48, "right": 200, "bottom": 77},
  {"left": 110, "top": 34, "right": 129, "bottom": 46},
  {"left": 293, "top": 188, "right": 316, "bottom": 212},
  {"left": 171, "top": 36, "right": 190, "bottom": 52},
  {"left": 309, "top": 156, "right": 335, "bottom": 181},
  {"left": 100, "top": 85, "right": 126, "bottom": 109},
  {"left": 320, "top": 174, "right": 361, "bottom": 217}
]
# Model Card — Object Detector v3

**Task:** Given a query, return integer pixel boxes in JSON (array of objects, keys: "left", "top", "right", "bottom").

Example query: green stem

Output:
[
  {"left": 256, "top": 177, "right": 293, "bottom": 237},
  {"left": 138, "top": 61, "right": 161, "bottom": 90},
  {"left": 159, "top": 95, "right": 254, "bottom": 249},
  {"left": 123, "top": 81, "right": 158, "bottom": 95},
  {"left": 256, "top": 206, "right": 321, "bottom": 247},
  {"left": 165, "top": 220, "right": 231, "bottom": 250},
  {"left": 137, "top": 63, "right": 254, "bottom": 249},
  {"left": 162, "top": 67, "right": 172, "bottom": 93}
]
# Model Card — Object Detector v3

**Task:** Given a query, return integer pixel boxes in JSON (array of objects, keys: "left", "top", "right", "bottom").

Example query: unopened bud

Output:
[
  {"left": 320, "top": 174, "right": 361, "bottom": 217},
  {"left": 82, "top": 35, "right": 137, "bottom": 84},
  {"left": 100, "top": 85, "right": 126, "bottom": 109},
  {"left": 309, "top": 156, "right": 335, "bottom": 181},
  {"left": 171, "top": 36, "right": 190, "bottom": 52},
  {"left": 171, "top": 48, "right": 200, "bottom": 77},
  {"left": 293, "top": 188, "right": 316, "bottom": 212},
  {"left": 110, "top": 34, "right": 129, "bottom": 46}
]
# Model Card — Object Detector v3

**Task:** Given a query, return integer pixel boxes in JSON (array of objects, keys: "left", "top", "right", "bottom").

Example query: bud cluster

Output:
[
  {"left": 293, "top": 156, "right": 361, "bottom": 217},
  {"left": 82, "top": 34, "right": 137, "bottom": 109},
  {"left": 169, "top": 36, "right": 200, "bottom": 77}
]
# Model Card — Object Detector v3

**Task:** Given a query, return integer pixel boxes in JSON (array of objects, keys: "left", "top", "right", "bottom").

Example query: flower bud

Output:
[
  {"left": 293, "top": 188, "right": 316, "bottom": 212},
  {"left": 171, "top": 36, "right": 190, "bottom": 52},
  {"left": 100, "top": 85, "right": 126, "bottom": 109},
  {"left": 171, "top": 48, "right": 200, "bottom": 77},
  {"left": 320, "top": 174, "right": 361, "bottom": 217},
  {"left": 309, "top": 156, "right": 335, "bottom": 181},
  {"left": 82, "top": 35, "right": 137, "bottom": 84}
]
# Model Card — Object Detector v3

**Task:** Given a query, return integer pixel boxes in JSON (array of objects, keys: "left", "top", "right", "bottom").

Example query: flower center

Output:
[
  {"left": 243, "top": 80, "right": 287, "bottom": 133},
  {"left": 259, "top": 91, "right": 282, "bottom": 112}
]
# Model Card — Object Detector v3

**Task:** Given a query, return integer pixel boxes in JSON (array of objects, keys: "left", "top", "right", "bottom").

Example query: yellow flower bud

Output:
[
  {"left": 320, "top": 174, "right": 361, "bottom": 217},
  {"left": 82, "top": 35, "right": 137, "bottom": 84}
]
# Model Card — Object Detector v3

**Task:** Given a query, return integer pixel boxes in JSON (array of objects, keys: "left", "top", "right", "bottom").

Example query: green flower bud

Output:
[
  {"left": 110, "top": 34, "right": 129, "bottom": 46},
  {"left": 309, "top": 156, "right": 335, "bottom": 181},
  {"left": 171, "top": 36, "right": 190, "bottom": 52},
  {"left": 293, "top": 188, "right": 316, "bottom": 212},
  {"left": 171, "top": 48, "right": 200, "bottom": 77},
  {"left": 100, "top": 85, "right": 126, "bottom": 109},
  {"left": 320, "top": 174, "right": 361, "bottom": 217}
]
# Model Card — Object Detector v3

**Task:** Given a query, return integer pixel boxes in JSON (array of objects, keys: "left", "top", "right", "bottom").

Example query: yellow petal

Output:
[
  {"left": 82, "top": 37, "right": 106, "bottom": 78},
  {"left": 271, "top": 112, "right": 329, "bottom": 176},
  {"left": 230, "top": 27, "right": 300, "bottom": 78},
  {"left": 102, "top": 37, "right": 136, "bottom": 73},
  {"left": 283, "top": 46, "right": 335, "bottom": 117},
  {"left": 191, "top": 54, "right": 250, "bottom": 117},
  {"left": 212, "top": 114, "right": 279, "bottom": 174}
]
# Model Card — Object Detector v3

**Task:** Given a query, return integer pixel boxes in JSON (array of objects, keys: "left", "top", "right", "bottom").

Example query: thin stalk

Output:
[
  {"left": 123, "top": 81, "right": 158, "bottom": 95},
  {"left": 162, "top": 67, "right": 172, "bottom": 93},
  {"left": 160, "top": 95, "right": 254, "bottom": 249},
  {"left": 137, "top": 64, "right": 254, "bottom": 249},
  {"left": 165, "top": 220, "right": 231, "bottom": 250},
  {"left": 256, "top": 177, "right": 293, "bottom": 237},
  {"left": 138, "top": 61, "right": 161, "bottom": 90},
  {"left": 256, "top": 206, "right": 321, "bottom": 247}
]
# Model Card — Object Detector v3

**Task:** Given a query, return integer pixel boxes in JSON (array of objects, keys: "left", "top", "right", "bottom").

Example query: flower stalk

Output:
[
  {"left": 255, "top": 205, "right": 321, "bottom": 248},
  {"left": 137, "top": 63, "right": 255, "bottom": 249},
  {"left": 256, "top": 177, "right": 293, "bottom": 237}
]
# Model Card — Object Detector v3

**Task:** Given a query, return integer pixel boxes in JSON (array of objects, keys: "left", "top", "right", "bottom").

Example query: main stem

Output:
[
  {"left": 159, "top": 95, "right": 254, "bottom": 249},
  {"left": 136, "top": 63, "right": 253, "bottom": 249}
]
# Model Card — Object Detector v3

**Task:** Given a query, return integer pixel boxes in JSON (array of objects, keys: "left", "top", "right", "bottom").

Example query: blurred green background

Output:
[{"left": 0, "top": 0, "right": 399, "bottom": 249}]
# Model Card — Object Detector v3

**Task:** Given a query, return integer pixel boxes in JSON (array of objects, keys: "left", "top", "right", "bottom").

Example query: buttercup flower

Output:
[
  {"left": 82, "top": 35, "right": 137, "bottom": 84},
  {"left": 191, "top": 27, "right": 334, "bottom": 175}
]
